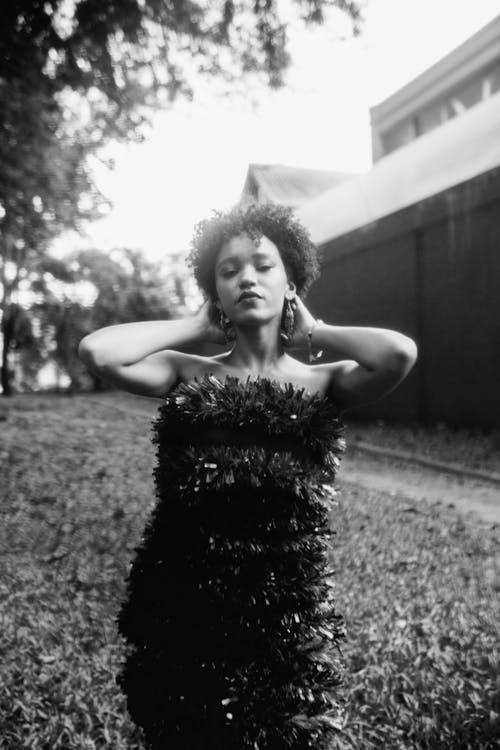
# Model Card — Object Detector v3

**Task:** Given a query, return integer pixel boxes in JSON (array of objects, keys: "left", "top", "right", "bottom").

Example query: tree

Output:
[
  {"left": 0, "top": 0, "right": 363, "bottom": 393},
  {"left": 0, "top": 75, "right": 106, "bottom": 393},
  {"left": 28, "top": 247, "right": 177, "bottom": 393},
  {"left": 0, "top": 302, "right": 40, "bottom": 392}
]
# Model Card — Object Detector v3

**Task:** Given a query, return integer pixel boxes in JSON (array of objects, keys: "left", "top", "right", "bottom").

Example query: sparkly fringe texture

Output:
[{"left": 115, "top": 374, "right": 347, "bottom": 750}]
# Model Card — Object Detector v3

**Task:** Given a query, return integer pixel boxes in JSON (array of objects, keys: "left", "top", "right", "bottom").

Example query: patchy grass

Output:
[
  {"left": 349, "top": 419, "right": 500, "bottom": 476},
  {"left": 331, "top": 486, "right": 500, "bottom": 749},
  {"left": 0, "top": 394, "right": 499, "bottom": 749}
]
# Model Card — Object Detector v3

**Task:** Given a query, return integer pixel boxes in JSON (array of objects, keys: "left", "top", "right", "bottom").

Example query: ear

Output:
[{"left": 285, "top": 280, "right": 296, "bottom": 300}]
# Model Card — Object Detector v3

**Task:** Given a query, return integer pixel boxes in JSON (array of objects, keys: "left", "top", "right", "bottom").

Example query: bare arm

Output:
[
  {"left": 78, "top": 303, "right": 223, "bottom": 397},
  {"left": 312, "top": 322, "right": 418, "bottom": 410}
]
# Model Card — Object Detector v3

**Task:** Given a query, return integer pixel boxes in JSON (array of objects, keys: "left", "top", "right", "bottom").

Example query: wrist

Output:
[{"left": 307, "top": 318, "right": 324, "bottom": 362}]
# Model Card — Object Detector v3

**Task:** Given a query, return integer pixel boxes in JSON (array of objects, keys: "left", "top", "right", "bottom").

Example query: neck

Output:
[{"left": 225, "top": 319, "right": 285, "bottom": 373}]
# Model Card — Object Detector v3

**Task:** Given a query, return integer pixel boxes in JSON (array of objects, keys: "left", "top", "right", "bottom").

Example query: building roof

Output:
[
  {"left": 370, "top": 13, "right": 500, "bottom": 135},
  {"left": 296, "top": 91, "right": 500, "bottom": 246},
  {"left": 241, "top": 163, "right": 355, "bottom": 208}
]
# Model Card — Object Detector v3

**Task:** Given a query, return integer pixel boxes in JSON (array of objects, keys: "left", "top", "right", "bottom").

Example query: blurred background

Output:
[
  {"left": 1, "top": 0, "right": 499, "bottom": 428},
  {"left": 2, "top": 5, "right": 500, "bottom": 748}
]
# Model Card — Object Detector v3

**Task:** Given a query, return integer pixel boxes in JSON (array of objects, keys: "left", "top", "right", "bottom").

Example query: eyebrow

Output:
[{"left": 216, "top": 251, "right": 273, "bottom": 269}]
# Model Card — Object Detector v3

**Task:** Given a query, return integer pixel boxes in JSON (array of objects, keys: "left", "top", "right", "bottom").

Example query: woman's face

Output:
[{"left": 214, "top": 232, "right": 295, "bottom": 326}]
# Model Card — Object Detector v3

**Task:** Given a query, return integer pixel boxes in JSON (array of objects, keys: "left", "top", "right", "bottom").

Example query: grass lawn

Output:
[{"left": 1, "top": 393, "right": 499, "bottom": 749}]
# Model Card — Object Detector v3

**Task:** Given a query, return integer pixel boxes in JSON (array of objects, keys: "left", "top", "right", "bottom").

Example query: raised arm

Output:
[
  {"left": 78, "top": 302, "right": 223, "bottom": 398},
  {"left": 313, "top": 321, "right": 417, "bottom": 410},
  {"left": 290, "top": 296, "right": 418, "bottom": 411}
]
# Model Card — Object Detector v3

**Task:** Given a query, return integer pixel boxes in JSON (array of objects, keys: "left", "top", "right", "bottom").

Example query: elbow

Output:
[
  {"left": 78, "top": 338, "right": 106, "bottom": 369},
  {"left": 78, "top": 337, "right": 92, "bottom": 365},
  {"left": 402, "top": 336, "right": 418, "bottom": 367},
  {"left": 386, "top": 338, "right": 418, "bottom": 374}
]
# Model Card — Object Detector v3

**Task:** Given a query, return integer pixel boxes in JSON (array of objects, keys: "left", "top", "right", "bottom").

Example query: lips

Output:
[{"left": 238, "top": 292, "right": 262, "bottom": 302}]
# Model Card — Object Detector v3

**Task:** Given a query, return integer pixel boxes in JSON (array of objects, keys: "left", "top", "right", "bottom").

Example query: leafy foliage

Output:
[
  {"left": 0, "top": 0, "right": 363, "bottom": 241},
  {"left": 28, "top": 247, "right": 176, "bottom": 391},
  {"left": 0, "top": 0, "right": 362, "bottom": 394},
  {"left": 0, "top": 392, "right": 498, "bottom": 749}
]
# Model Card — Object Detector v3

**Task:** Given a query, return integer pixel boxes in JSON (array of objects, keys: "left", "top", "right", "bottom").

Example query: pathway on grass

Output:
[{"left": 340, "top": 450, "right": 500, "bottom": 528}]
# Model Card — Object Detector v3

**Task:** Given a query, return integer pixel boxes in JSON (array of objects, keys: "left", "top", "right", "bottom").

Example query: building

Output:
[
  {"left": 240, "top": 163, "right": 354, "bottom": 209},
  {"left": 241, "top": 16, "right": 500, "bottom": 427},
  {"left": 370, "top": 15, "right": 500, "bottom": 161},
  {"left": 292, "top": 14, "right": 500, "bottom": 427}
]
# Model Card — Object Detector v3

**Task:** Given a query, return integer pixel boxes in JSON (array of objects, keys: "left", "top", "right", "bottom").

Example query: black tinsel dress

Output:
[{"left": 116, "top": 374, "right": 347, "bottom": 750}]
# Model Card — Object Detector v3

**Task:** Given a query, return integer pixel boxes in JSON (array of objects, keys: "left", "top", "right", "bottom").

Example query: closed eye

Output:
[{"left": 219, "top": 263, "right": 273, "bottom": 277}]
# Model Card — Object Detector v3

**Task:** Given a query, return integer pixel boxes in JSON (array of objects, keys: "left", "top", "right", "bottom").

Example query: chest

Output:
[{"left": 188, "top": 365, "right": 329, "bottom": 398}]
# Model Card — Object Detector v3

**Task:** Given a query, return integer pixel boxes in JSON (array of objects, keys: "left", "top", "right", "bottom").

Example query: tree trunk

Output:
[
  {"left": 0, "top": 236, "right": 20, "bottom": 397},
  {"left": 1, "top": 306, "right": 14, "bottom": 396}
]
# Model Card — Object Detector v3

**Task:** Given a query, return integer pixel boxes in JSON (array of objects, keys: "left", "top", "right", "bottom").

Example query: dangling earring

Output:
[
  {"left": 280, "top": 297, "right": 295, "bottom": 344},
  {"left": 217, "top": 306, "right": 235, "bottom": 343}
]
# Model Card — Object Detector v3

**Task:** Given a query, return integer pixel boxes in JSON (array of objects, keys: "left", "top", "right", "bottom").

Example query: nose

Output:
[{"left": 238, "top": 264, "right": 257, "bottom": 287}]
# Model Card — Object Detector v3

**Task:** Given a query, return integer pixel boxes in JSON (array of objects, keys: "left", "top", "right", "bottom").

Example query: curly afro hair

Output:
[{"left": 188, "top": 202, "right": 321, "bottom": 301}]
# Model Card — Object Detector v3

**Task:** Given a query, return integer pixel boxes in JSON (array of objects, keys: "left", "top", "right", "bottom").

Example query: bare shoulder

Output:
[
  {"left": 278, "top": 356, "right": 333, "bottom": 398},
  {"left": 309, "top": 363, "right": 344, "bottom": 400},
  {"left": 314, "top": 356, "right": 416, "bottom": 411}
]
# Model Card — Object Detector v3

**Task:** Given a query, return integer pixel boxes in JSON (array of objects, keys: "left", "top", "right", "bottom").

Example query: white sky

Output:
[{"left": 54, "top": 0, "right": 500, "bottom": 263}]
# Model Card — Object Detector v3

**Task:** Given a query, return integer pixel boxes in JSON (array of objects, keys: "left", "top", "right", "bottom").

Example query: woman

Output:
[{"left": 79, "top": 202, "right": 417, "bottom": 750}]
